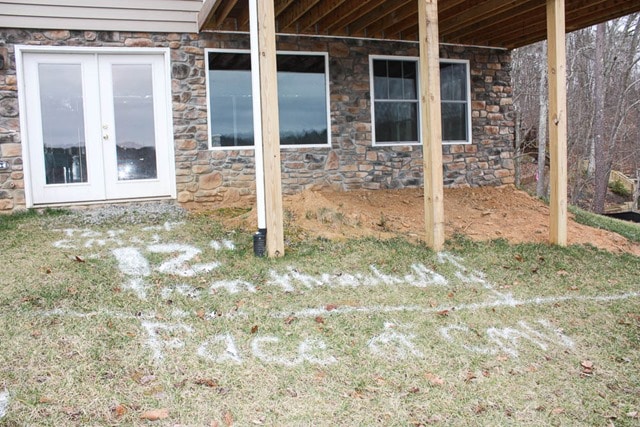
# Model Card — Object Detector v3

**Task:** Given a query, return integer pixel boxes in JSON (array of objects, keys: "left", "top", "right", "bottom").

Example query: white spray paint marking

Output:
[
  {"left": 439, "top": 319, "right": 574, "bottom": 358},
  {"left": 112, "top": 247, "right": 151, "bottom": 299},
  {"left": 112, "top": 247, "right": 151, "bottom": 277},
  {"left": 251, "top": 336, "right": 337, "bottom": 367},
  {"left": 161, "top": 284, "right": 202, "bottom": 300},
  {"left": 210, "top": 279, "right": 257, "bottom": 294},
  {"left": 438, "top": 251, "right": 516, "bottom": 305},
  {"left": 197, "top": 333, "right": 243, "bottom": 364},
  {"left": 210, "top": 240, "right": 236, "bottom": 251},
  {"left": 142, "top": 221, "right": 184, "bottom": 232},
  {"left": 368, "top": 322, "right": 424, "bottom": 359},
  {"left": 147, "top": 243, "right": 220, "bottom": 277},
  {"left": 404, "top": 263, "right": 448, "bottom": 287},
  {"left": 0, "top": 389, "right": 9, "bottom": 419},
  {"left": 209, "top": 263, "right": 448, "bottom": 295},
  {"left": 140, "top": 321, "right": 194, "bottom": 362},
  {"left": 271, "top": 291, "right": 640, "bottom": 319}
]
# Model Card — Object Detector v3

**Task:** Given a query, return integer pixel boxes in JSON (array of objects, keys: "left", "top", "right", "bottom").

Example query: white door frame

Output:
[{"left": 16, "top": 46, "right": 177, "bottom": 207}]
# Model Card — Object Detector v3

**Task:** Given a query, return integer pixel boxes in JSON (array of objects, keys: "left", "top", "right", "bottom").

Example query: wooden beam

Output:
[
  {"left": 212, "top": 0, "right": 239, "bottom": 29},
  {"left": 547, "top": 0, "right": 568, "bottom": 246},
  {"left": 279, "top": 0, "right": 323, "bottom": 32},
  {"left": 352, "top": 0, "right": 414, "bottom": 36},
  {"left": 198, "top": 0, "right": 222, "bottom": 30},
  {"left": 257, "top": 0, "right": 286, "bottom": 257},
  {"left": 294, "top": 0, "right": 349, "bottom": 32},
  {"left": 418, "top": 0, "right": 445, "bottom": 252},
  {"left": 318, "top": 0, "right": 376, "bottom": 34}
]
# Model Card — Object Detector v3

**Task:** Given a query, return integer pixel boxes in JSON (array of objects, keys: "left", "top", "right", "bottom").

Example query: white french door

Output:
[{"left": 22, "top": 51, "right": 174, "bottom": 205}]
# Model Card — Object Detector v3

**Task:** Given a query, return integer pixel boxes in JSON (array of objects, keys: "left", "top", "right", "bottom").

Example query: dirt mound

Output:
[{"left": 218, "top": 186, "right": 640, "bottom": 256}]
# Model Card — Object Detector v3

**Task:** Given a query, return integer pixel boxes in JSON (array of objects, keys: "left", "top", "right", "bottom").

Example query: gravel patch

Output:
[{"left": 48, "top": 201, "right": 187, "bottom": 226}]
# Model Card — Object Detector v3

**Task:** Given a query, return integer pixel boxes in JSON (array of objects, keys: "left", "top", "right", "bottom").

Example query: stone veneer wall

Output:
[{"left": 0, "top": 29, "right": 514, "bottom": 212}]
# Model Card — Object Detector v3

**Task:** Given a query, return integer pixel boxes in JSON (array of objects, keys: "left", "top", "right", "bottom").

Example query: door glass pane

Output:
[
  {"left": 112, "top": 64, "right": 157, "bottom": 180},
  {"left": 39, "top": 64, "right": 88, "bottom": 184}
]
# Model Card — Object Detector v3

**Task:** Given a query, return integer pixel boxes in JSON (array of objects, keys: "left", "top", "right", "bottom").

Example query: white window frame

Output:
[
  {"left": 369, "top": 55, "right": 472, "bottom": 146},
  {"left": 205, "top": 49, "right": 331, "bottom": 151},
  {"left": 370, "top": 55, "right": 422, "bottom": 147},
  {"left": 439, "top": 58, "right": 472, "bottom": 145}
]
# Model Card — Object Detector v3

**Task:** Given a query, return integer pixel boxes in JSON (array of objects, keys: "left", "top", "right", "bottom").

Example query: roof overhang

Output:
[{"left": 199, "top": 0, "right": 640, "bottom": 49}]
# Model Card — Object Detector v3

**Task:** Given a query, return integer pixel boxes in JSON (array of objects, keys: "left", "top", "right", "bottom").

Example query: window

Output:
[
  {"left": 207, "top": 50, "right": 329, "bottom": 149},
  {"left": 440, "top": 60, "right": 471, "bottom": 143},
  {"left": 371, "top": 57, "right": 419, "bottom": 145},
  {"left": 370, "top": 57, "right": 471, "bottom": 145}
]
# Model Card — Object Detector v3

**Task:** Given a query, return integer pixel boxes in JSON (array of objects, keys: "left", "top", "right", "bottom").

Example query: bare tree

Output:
[{"left": 512, "top": 13, "right": 640, "bottom": 212}]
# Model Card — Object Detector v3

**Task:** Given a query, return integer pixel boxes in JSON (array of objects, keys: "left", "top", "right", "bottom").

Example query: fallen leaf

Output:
[
  {"left": 284, "top": 316, "right": 296, "bottom": 325},
  {"left": 514, "top": 254, "right": 524, "bottom": 262},
  {"left": 45, "top": 267, "right": 52, "bottom": 274},
  {"left": 473, "top": 404, "right": 486, "bottom": 414},
  {"left": 557, "top": 270, "right": 569, "bottom": 276},
  {"left": 447, "top": 292, "right": 455, "bottom": 298},
  {"left": 224, "top": 410, "right": 234, "bottom": 426},
  {"left": 581, "top": 360, "right": 595, "bottom": 375},
  {"left": 551, "top": 407, "right": 565, "bottom": 415},
  {"left": 250, "top": 325, "right": 259, "bottom": 334},
  {"left": 314, "top": 316, "right": 325, "bottom": 324},
  {"left": 425, "top": 372, "right": 444, "bottom": 386},
  {"left": 74, "top": 255, "right": 85, "bottom": 263},
  {"left": 325, "top": 304, "right": 338, "bottom": 311},
  {"left": 581, "top": 360, "right": 594, "bottom": 369},
  {"left": 140, "top": 408, "right": 169, "bottom": 421},
  {"left": 569, "top": 286, "right": 579, "bottom": 291},
  {"left": 465, "top": 372, "right": 477, "bottom": 382},
  {"left": 436, "top": 309, "right": 449, "bottom": 317},
  {"left": 408, "top": 387, "right": 420, "bottom": 393},
  {"left": 196, "top": 309, "right": 205, "bottom": 320},
  {"left": 38, "top": 396, "right": 52, "bottom": 404},
  {"left": 195, "top": 378, "right": 218, "bottom": 388},
  {"left": 112, "top": 404, "right": 127, "bottom": 418}
]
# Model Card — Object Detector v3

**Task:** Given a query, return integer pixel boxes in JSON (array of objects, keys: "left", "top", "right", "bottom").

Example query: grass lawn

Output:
[{"left": 0, "top": 209, "right": 638, "bottom": 426}]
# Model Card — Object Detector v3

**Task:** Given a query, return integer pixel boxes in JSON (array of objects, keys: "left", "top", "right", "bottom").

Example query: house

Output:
[{"left": 0, "top": 0, "right": 638, "bottom": 256}]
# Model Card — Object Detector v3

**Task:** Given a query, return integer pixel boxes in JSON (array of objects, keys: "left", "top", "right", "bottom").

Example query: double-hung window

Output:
[
  {"left": 207, "top": 50, "right": 330, "bottom": 149},
  {"left": 370, "top": 56, "right": 471, "bottom": 145},
  {"left": 371, "top": 57, "right": 419, "bottom": 145},
  {"left": 439, "top": 60, "right": 471, "bottom": 143}
]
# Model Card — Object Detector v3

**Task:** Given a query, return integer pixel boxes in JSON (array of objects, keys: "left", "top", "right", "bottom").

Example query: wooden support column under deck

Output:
[
  {"left": 546, "top": 0, "right": 568, "bottom": 246},
  {"left": 257, "top": 0, "right": 285, "bottom": 257},
  {"left": 418, "top": 0, "right": 445, "bottom": 251}
]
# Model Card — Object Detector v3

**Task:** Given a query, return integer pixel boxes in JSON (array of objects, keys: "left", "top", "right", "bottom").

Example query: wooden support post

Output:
[
  {"left": 418, "top": 0, "right": 445, "bottom": 251},
  {"left": 257, "top": 0, "right": 285, "bottom": 257},
  {"left": 547, "top": 0, "right": 568, "bottom": 246}
]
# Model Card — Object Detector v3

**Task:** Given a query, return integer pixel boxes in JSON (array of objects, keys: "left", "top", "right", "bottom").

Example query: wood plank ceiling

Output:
[{"left": 200, "top": 0, "right": 640, "bottom": 49}]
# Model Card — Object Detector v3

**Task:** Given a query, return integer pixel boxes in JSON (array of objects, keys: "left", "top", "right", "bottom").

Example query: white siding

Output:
[{"left": 0, "top": 0, "right": 203, "bottom": 33}]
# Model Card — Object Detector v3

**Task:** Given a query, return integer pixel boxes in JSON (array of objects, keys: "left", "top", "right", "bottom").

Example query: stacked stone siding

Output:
[{"left": 0, "top": 29, "right": 514, "bottom": 212}]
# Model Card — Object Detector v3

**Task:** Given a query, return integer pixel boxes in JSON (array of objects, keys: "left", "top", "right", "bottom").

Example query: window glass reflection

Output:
[
  {"left": 208, "top": 52, "right": 328, "bottom": 147},
  {"left": 112, "top": 64, "right": 158, "bottom": 180},
  {"left": 39, "top": 63, "right": 88, "bottom": 184}
]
